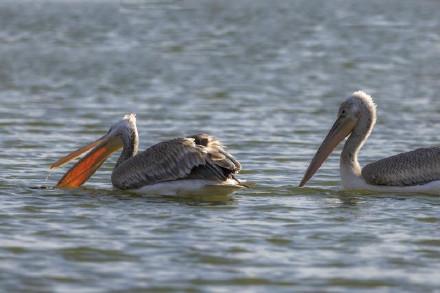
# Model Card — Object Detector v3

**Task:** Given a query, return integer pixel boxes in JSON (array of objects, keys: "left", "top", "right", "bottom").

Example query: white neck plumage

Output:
[{"left": 340, "top": 105, "right": 376, "bottom": 188}]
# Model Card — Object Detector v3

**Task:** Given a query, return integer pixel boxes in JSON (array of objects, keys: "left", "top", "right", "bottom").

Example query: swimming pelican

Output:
[
  {"left": 50, "top": 113, "right": 244, "bottom": 194},
  {"left": 299, "top": 91, "right": 440, "bottom": 194}
]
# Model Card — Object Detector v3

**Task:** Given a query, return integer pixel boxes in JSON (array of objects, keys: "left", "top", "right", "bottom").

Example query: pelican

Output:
[
  {"left": 50, "top": 113, "right": 244, "bottom": 195},
  {"left": 299, "top": 91, "right": 440, "bottom": 194}
]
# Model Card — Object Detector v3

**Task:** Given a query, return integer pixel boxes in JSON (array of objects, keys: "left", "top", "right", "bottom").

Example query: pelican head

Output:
[
  {"left": 299, "top": 91, "right": 376, "bottom": 187},
  {"left": 50, "top": 113, "right": 138, "bottom": 188}
]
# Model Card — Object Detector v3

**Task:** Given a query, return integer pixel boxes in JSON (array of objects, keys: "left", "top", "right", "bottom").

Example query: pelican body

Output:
[
  {"left": 51, "top": 114, "right": 243, "bottom": 195},
  {"left": 299, "top": 91, "right": 440, "bottom": 194}
]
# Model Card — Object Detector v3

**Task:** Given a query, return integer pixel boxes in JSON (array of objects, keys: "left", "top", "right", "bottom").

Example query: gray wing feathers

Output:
[
  {"left": 362, "top": 147, "right": 440, "bottom": 186},
  {"left": 190, "top": 133, "right": 241, "bottom": 172},
  {"left": 111, "top": 134, "right": 240, "bottom": 189}
]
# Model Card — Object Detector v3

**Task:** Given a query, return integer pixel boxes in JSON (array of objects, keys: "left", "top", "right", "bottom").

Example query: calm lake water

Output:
[{"left": 1, "top": 0, "right": 440, "bottom": 291}]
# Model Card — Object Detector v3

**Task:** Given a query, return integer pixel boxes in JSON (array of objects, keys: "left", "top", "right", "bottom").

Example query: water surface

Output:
[{"left": 1, "top": 0, "right": 440, "bottom": 291}]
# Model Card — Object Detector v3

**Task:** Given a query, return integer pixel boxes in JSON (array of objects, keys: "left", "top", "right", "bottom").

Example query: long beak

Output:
[
  {"left": 50, "top": 133, "right": 123, "bottom": 188},
  {"left": 299, "top": 115, "right": 356, "bottom": 187}
]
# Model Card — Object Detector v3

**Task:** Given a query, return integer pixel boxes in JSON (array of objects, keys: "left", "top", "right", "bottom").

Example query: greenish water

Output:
[{"left": 1, "top": 0, "right": 440, "bottom": 292}]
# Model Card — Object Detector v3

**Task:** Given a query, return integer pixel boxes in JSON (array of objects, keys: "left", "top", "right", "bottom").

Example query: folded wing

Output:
[
  {"left": 362, "top": 147, "right": 440, "bottom": 186},
  {"left": 111, "top": 134, "right": 240, "bottom": 189}
]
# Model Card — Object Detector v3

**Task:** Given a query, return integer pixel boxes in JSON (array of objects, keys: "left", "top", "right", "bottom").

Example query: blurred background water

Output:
[{"left": 0, "top": 0, "right": 440, "bottom": 291}]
